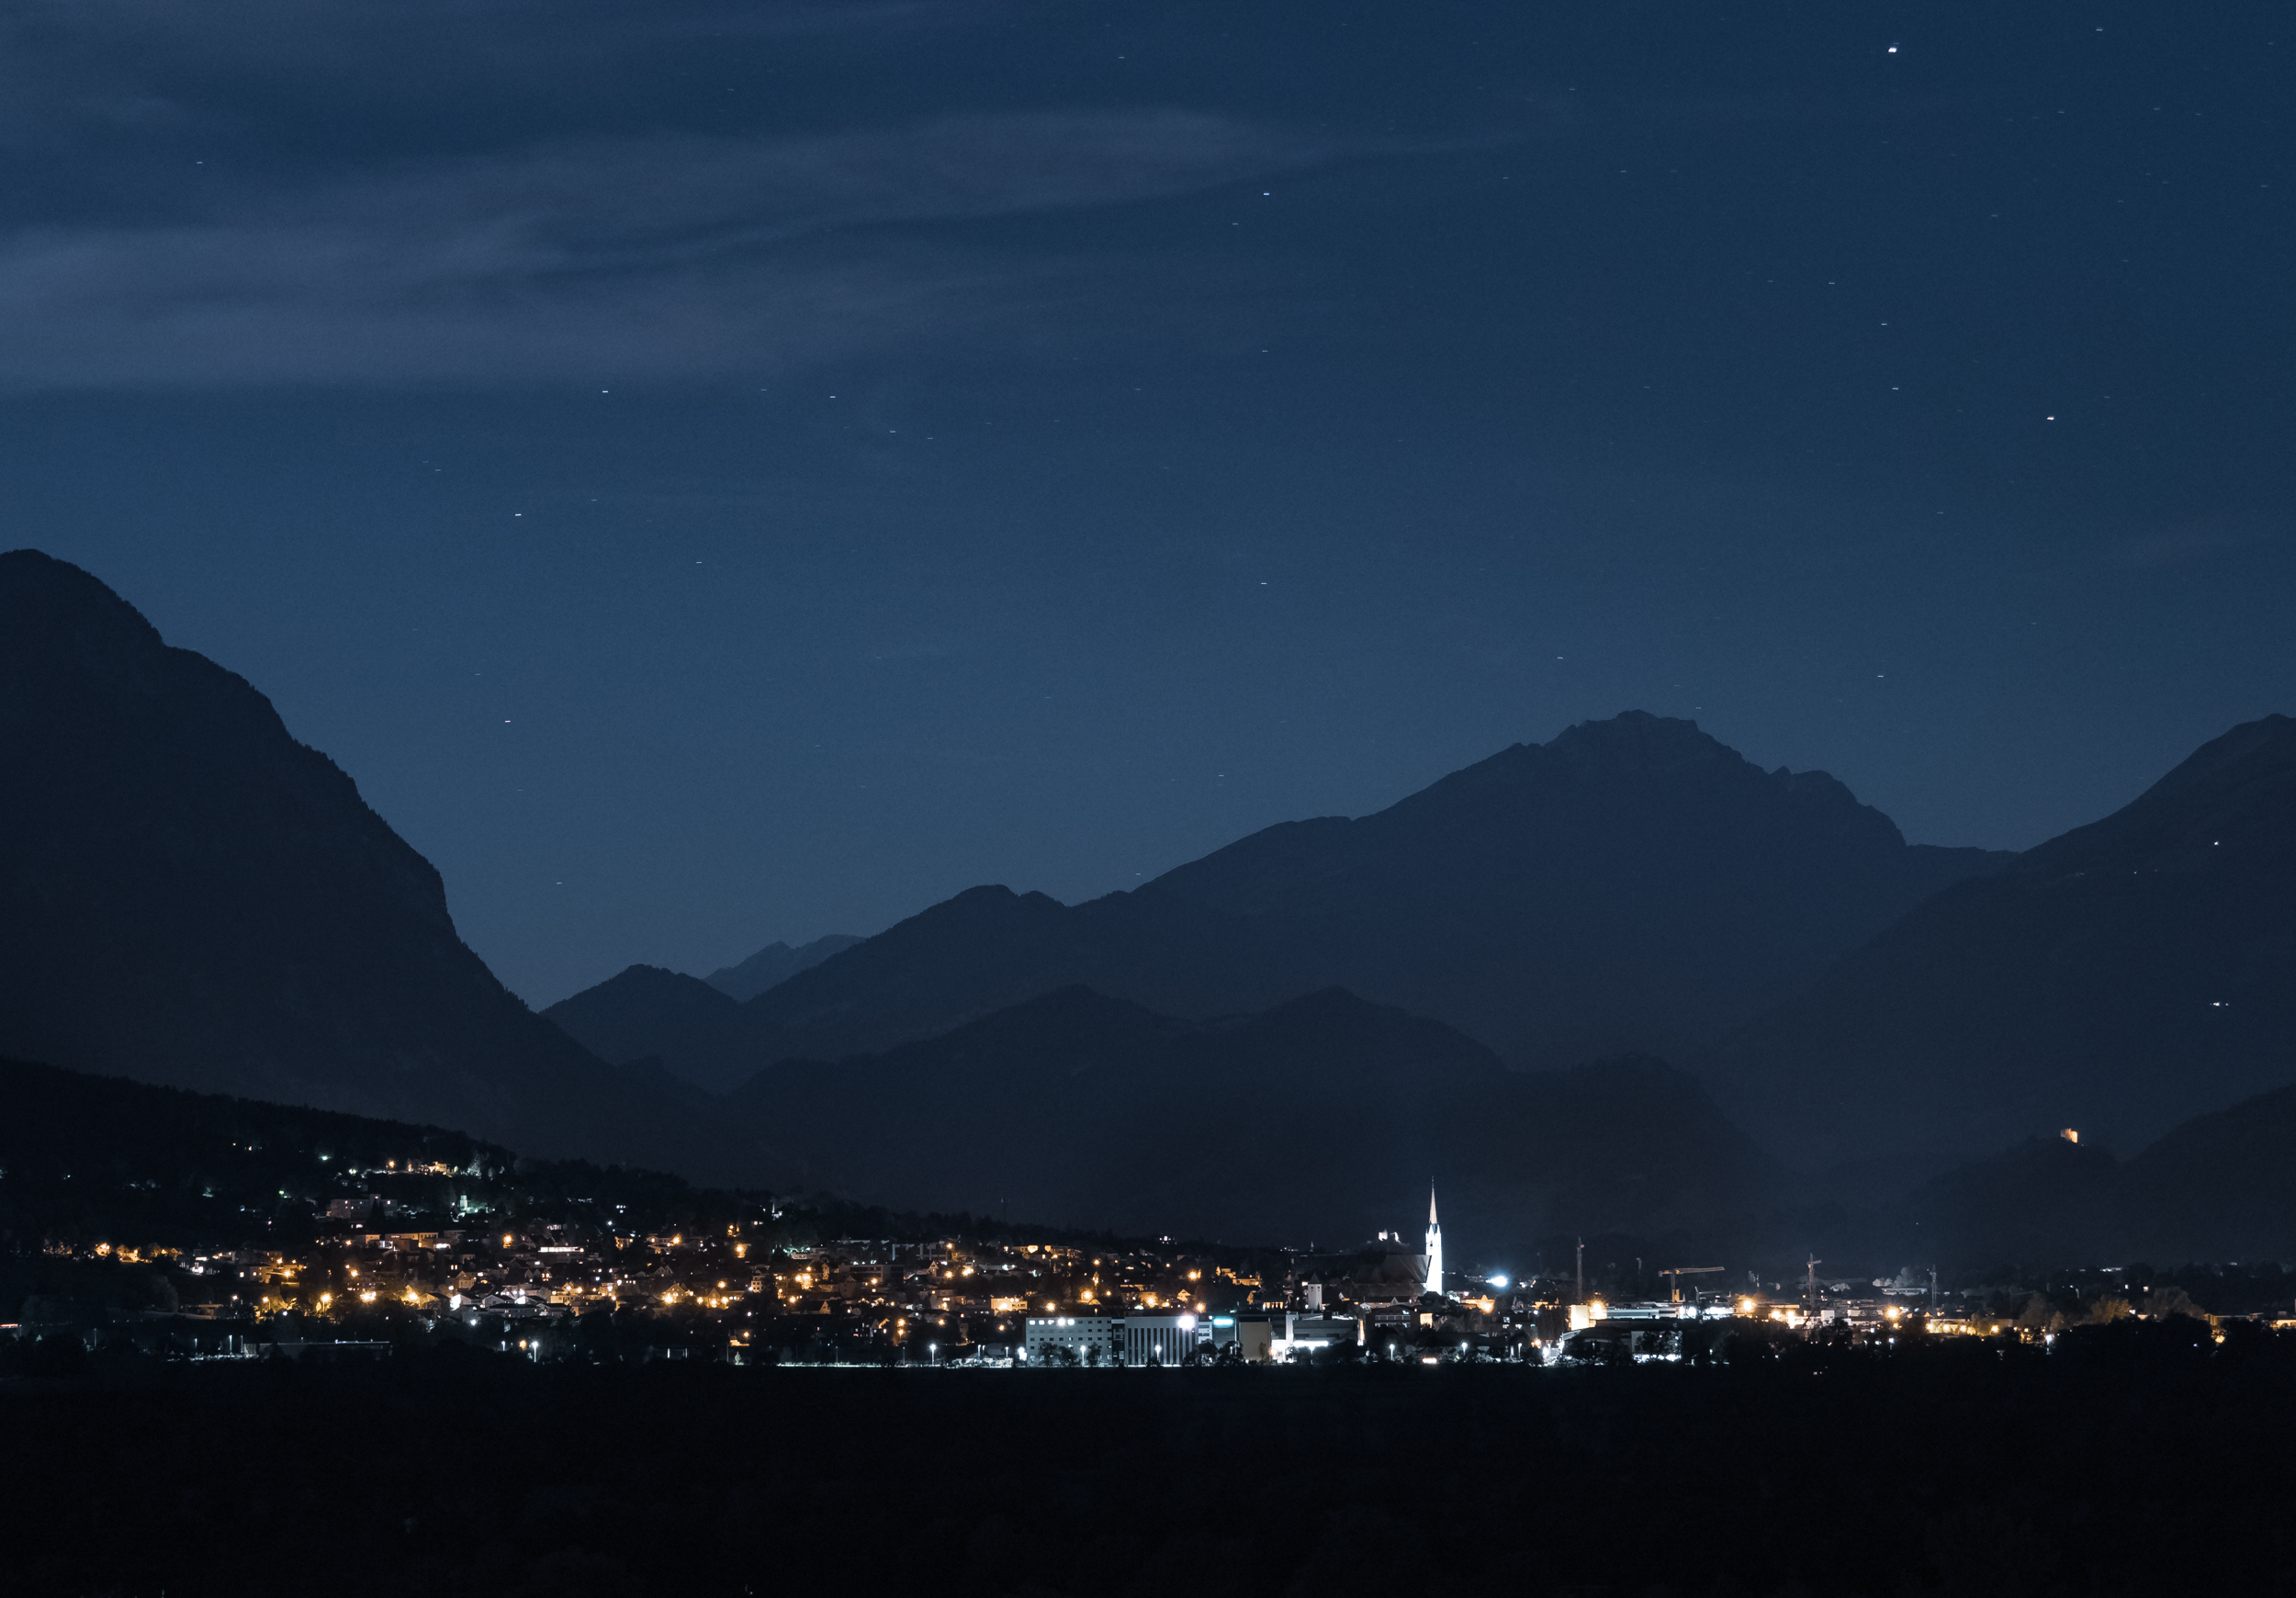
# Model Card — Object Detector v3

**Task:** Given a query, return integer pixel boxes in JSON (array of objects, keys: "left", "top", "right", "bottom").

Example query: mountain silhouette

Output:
[
  {"left": 721, "top": 984, "right": 1779, "bottom": 1249},
  {"left": 1128, "top": 711, "right": 2005, "bottom": 1064},
  {"left": 703, "top": 935, "right": 864, "bottom": 1003},
  {"left": 545, "top": 964, "right": 803, "bottom": 1094},
  {"left": 1839, "top": 1073, "right": 2296, "bottom": 1273},
  {"left": 1708, "top": 714, "right": 2296, "bottom": 1169},
  {"left": 0, "top": 549, "right": 726, "bottom": 1173},
  {"left": 2116, "top": 1078, "right": 2296, "bottom": 1264},
  {"left": 556, "top": 710, "right": 2007, "bottom": 1081},
  {"left": 0, "top": 550, "right": 1784, "bottom": 1242}
]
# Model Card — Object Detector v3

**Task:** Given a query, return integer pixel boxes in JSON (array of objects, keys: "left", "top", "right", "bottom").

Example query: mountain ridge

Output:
[
  {"left": 720, "top": 982, "right": 1783, "bottom": 1250},
  {"left": 24, "top": 546, "right": 2291, "bottom": 1260},
  {"left": 1706, "top": 712, "right": 2296, "bottom": 1168},
  {"left": 554, "top": 709, "right": 2011, "bottom": 1085},
  {"left": 1834, "top": 1069, "right": 2296, "bottom": 1272},
  {"left": 0, "top": 549, "right": 737, "bottom": 1176},
  {"left": 703, "top": 934, "right": 866, "bottom": 1004}
]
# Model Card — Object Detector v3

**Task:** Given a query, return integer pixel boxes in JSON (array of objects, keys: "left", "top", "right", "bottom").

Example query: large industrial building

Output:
[{"left": 1024, "top": 1312, "right": 1199, "bottom": 1366}]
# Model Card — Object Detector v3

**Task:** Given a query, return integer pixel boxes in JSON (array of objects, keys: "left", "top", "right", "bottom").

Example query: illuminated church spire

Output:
[{"left": 1424, "top": 1183, "right": 1444, "bottom": 1300}]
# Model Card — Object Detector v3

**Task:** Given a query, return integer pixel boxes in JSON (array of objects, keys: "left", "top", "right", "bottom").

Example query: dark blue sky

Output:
[{"left": 4, "top": 1, "right": 2288, "bottom": 1005}]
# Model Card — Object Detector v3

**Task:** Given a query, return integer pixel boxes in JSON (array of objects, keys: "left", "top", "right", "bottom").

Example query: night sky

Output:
[{"left": 5, "top": 1, "right": 2287, "bottom": 1006}]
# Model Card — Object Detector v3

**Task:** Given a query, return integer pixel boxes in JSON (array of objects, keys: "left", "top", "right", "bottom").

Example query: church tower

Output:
[{"left": 1424, "top": 1183, "right": 1444, "bottom": 1300}]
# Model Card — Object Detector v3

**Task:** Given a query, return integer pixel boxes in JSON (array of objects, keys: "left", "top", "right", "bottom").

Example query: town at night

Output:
[{"left": 5, "top": 0, "right": 2292, "bottom": 1591}]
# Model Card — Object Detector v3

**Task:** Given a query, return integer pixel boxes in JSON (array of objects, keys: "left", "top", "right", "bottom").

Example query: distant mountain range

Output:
[
  {"left": 544, "top": 971, "right": 1789, "bottom": 1249},
  {"left": 722, "top": 984, "right": 1783, "bottom": 1252},
  {"left": 10, "top": 547, "right": 2296, "bottom": 1268},
  {"left": 545, "top": 966, "right": 763, "bottom": 1095},
  {"left": 535, "top": 934, "right": 862, "bottom": 1097},
  {"left": 0, "top": 551, "right": 1803, "bottom": 1244},
  {"left": 1707, "top": 714, "right": 2296, "bottom": 1167},
  {"left": 703, "top": 935, "right": 864, "bottom": 1004},
  {"left": 550, "top": 710, "right": 2009, "bottom": 1091}
]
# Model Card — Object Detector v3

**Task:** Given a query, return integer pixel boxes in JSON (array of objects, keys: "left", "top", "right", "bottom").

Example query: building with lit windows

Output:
[
  {"left": 1025, "top": 1314, "right": 1117, "bottom": 1364},
  {"left": 1024, "top": 1313, "right": 1201, "bottom": 1366},
  {"left": 1115, "top": 1314, "right": 1199, "bottom": 1367}
]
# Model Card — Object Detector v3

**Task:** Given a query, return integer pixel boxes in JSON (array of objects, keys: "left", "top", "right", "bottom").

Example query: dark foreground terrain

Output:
[{"left": 7, "top": 1327, "right": 2295, "bottom": 1598}]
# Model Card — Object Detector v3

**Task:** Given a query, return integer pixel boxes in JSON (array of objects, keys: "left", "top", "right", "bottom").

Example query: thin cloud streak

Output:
[
  {"left": 0, "top": 0, "right": 985, "bottom": 139},
  {"left": 0, "top": 111, "right": 1362, "bottom": 389}
]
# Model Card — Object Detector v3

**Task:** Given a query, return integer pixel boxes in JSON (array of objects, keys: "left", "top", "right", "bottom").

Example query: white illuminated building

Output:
[
  {"left": 1116, "top": 1314, "right": 1199, "bottom": 1367},
  {"left": 1424, "top": 1183, "right": 1444, "bottom": 1300},
  {"left": 1024, "top": 1312, "right": 1199, "bottom": 1366}
]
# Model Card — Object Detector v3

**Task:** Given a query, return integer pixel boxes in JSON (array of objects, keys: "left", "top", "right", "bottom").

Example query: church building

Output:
[{"left": 1424, "top": 1183, "right": 1444, "bottom": 1300}]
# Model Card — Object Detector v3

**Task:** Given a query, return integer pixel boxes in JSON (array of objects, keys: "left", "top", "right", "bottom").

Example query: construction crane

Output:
[{"left": 1660, "top": 1266, "right": 1724, "bottom": 1303}]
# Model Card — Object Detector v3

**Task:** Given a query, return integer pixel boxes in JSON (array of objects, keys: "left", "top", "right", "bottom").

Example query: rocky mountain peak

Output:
[{"left": 1543, "top": 709, "right": 1739, "bottom": 773}]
